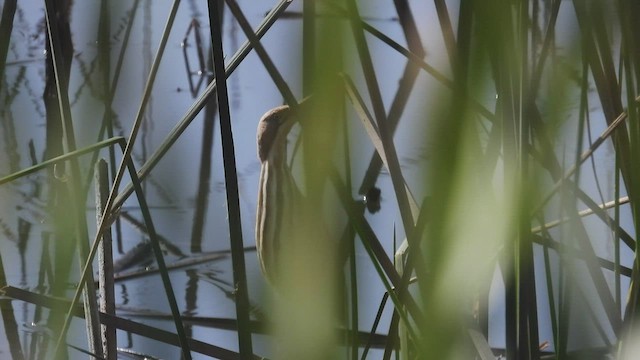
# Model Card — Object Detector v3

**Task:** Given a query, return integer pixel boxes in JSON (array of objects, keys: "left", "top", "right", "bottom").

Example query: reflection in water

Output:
[
  {"left": 141, "top": 0, "right": 153, "bottom": 176},
  {"left": 181, "top": 19, "right": 208, "bottom": 98},
  {"left": 189, "top": 55, "right": 217, "bottom": 254},
  {"left": 0, "top": 65, "right": 25, "bottom": 173},
  {"left": 120, "top": 283, "right": 134, "bottom": 349},
  {"left": 0, "top": 218, "right": 16, "bottom": 243},
  {"left": 0, "top": 0, "right": 405, "bottom": 358},
  {"left": 28, "top": 233, "right": 51, "bottom": 358},
  {"left": 112, "top": 240, "right": 154, "bottom": 273},
  {"left": 183, "top": 269, "right": 198, "bottom": 341},
  {"left": 197, "top": 269, "right": 265, "bottom": 322},
  {"left": 121, "top": 211, "right": 185, "bottom": 257},
  {"left": 17, "top": 217, "right": 31, "bottom": 286}
]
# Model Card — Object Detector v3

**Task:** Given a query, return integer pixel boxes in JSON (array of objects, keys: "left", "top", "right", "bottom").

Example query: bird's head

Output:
[
  {"left": 256, "top": 105, "right": 293, "bottom": 163},
  {"left": 257, "top": 97, "right": 313, "bottom": 163}
]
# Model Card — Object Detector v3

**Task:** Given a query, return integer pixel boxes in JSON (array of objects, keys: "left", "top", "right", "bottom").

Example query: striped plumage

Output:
[
  {"left": 255, "top": 101, "right": 347, "bottom": 347},
  {"left": 255, "top": 104, "right": 302, "bottom": 283}
]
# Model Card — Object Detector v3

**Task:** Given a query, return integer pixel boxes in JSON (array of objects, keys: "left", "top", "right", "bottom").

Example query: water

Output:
[
  {"left": 2, "top": 0, "right": 630, "bottom": 358},
  {"left": 0, "top": 1, "right": 417, "bottom": 358}
]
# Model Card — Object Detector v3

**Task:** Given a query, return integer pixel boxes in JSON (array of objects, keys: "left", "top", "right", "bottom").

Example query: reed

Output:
[{"left": 3, "top": 0, "right": 640, "bottom": 359}]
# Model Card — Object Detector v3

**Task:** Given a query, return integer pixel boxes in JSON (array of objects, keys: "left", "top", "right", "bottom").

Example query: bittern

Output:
[
  {"left": 256, "top": 101, "right": 346, "bottom": 357},
  {"left": 255, "top": 103, "right": 303, "bottom": 283}
]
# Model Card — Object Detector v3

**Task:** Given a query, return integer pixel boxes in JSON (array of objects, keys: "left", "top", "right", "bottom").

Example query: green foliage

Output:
[{"left": 3, "top": 0, "right": 640, "bottom": 359}]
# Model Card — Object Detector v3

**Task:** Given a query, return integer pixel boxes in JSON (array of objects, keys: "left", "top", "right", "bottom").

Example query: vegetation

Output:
[{"left": 1, "top": 0, "right": 640, "bottom": 359}]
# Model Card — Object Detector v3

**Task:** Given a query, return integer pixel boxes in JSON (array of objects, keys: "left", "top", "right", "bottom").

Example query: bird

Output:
[
  {"left": 255, "top": 103, "right": 304, "bottom": 284},
  {"left": 255, "top": 100, "right": 348, "bottom": 358},
  {"left": 255, "top": 98, "right": 346, "bottom": 285}
]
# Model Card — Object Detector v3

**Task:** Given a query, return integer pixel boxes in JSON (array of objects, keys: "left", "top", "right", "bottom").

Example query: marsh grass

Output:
[{"left": 2, "top": 0, "right": 640, "bottom": 359}]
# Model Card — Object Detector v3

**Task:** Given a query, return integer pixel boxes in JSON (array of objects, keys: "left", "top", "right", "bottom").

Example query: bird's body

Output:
[
  {"left": 256, "top": 101, "right": 347, "bottom": 357},
  {"left": 255, "top": 104, "right": 301, "bottom": 283}
]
